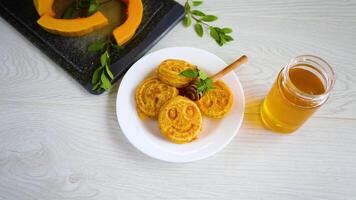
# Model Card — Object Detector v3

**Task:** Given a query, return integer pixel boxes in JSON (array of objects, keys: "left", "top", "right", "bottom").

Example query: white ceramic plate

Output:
[{"left": 116, "top": 47, "right": 245, "bottom": 162}]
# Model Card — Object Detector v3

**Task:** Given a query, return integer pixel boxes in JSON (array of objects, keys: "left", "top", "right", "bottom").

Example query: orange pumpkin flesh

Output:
[
  {"left": 33, "top": 0, "right": 55, "bottom": 16},
  {"left": 37, "top": 12, "right": 109, "bottom": 37},
  {"left": 113, "top": 0, "right": 143, "bottom": 45}
]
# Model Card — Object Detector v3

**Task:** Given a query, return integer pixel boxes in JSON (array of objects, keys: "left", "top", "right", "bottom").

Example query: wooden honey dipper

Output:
[{"left": 180, "top": 55, "right": 248, "bottom": 101}]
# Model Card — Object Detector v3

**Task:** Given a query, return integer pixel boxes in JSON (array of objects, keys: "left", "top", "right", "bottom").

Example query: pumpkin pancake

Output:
[
  {"left": 158, "top": 96, "right": 202, "bottom": 144},
  {"left": 135, "top": 77, "right": 178, "bottom": 118},
  {"left": 196, "top": 81, "right": 234, "bottom": 118},
  {"left": 156, "top": 59, "right": 197, "bottom": 88}
]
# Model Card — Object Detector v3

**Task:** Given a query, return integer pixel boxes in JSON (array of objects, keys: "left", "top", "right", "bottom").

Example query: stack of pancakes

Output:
[{"left": 135, "top": 59, "right": 234, "bottom": 144}]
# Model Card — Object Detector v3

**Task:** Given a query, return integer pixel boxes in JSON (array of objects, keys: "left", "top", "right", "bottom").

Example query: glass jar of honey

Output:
[{"left": 260, "top": 55, "right": 335, "bottom": 133}]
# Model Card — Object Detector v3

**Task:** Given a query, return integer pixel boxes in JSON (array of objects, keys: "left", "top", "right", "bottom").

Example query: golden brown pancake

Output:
[
  {"left": 156, "top": 59, "right": 197, "bottom": 88},
  {"left": 135, "top": 77, "right": 178, "bottom": 118},
  {"left": 196, "top": 81, "right": 234, "bottom": 118},
  {"left": 158, "top": 96, "right": 202, "bottom": 144}
]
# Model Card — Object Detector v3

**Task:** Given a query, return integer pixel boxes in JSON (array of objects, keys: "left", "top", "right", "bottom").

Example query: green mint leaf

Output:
[
  {"left": 201, "top": 15, "right": 218, "bottom": 22},
  {"left": 181, "top": 1, "right": 235, "bottom": 47},
  {"left": 100, "top": 52, "right": 108, "bottom": 67},
  {"left": 191, "top": 10, "right": 205, "bottom": 16},
  {"left": 219, "top": 35, "right": 226, "bottom": 46},
  {"left": 205, "top": 77, "right": 213, "bottom": 84},
  {"left": 223, "top": 34, "right": 234, "bottom": 42},
  {"left": 184, "top": 1, "right": 190, "bottom": 12},
  {"left": 88, "top": 41, "right": 106, "bottom": 52},
  {"left": 183, "top": 15, "right": 192, "bottom": 27},
  {"left": 92, "top": 80, "right": 102, "bottom": 91},
  {"left": 87, "top": 3, "right": 98, "bottom": 16},
  {"left": 222, "top": 27, "right": 233, "bottom": 33},
  {"left": 198, "top": 70, "right": 208, "bottom": 80},
  {"left": 205, "top": 78, "right": 214, "bottom": 91},
  {"left": 197, "top": 78, "right": 214, "bottom": 94},
  {"left": 180, "top": 69, "right": 198, "bottom": 78},
  {"left": 194, "top": 23, "right": 204, "bottom": 37},
  {"left": 105, "top": 64, "right": 114, "bottom": 80},
  {"left": 91, "top": 66, "right": 102, "bottom": 84},
  {"left": 209, "top": 27, "right": 220, "bottom": 45},
  {"left": 100, "top": 72, "right": 111, "bottom": 90},
  {"left": 192, "top": 1, "right": 203, "bottom": 6},
  {"left": 196, "top": 80, "right": 206, "bottom": 93},
  {"left": 214, "top": 27, "right": 223, "bottom": 33},
  {"left": 209, "top": 27, "right": 234, "bottom": 46},
  {"left": 106, "top": 51, "right": 111, "bottom": 62}
]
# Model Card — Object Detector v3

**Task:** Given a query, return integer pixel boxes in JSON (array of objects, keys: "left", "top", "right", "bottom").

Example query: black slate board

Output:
[{"left": 0, "top": 0, "right": 184, "bottom": 94}]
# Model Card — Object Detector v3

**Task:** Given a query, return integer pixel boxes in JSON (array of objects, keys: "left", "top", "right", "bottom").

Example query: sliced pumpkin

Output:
[
  {"left": 37, "top": 12, "right": 109, "bottom": 37},
  {"left": 33, "top": 0, "right": 55, "bottom": 16},
  {"left": 113, "top": 0, "right": 143, "bottom": 45}
]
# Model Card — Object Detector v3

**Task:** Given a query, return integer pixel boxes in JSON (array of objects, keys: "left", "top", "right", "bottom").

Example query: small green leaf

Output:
[
  {"left": 219, "top": 35, "right": 226, "bottom": 46},
  {"left": 214, "top": 27, "right": 223, "bottom": 33},
  {"left": 205, "top": 77, "right": 213, "bottom": 85},
  {"left": 192, "top": 1, "right": 203, "bottom": 6},
  {"left": 184, "top": 1, "right": 190, "bottom": 12},
  {"left": 100, "top": 52, "right": 108, "bottom": 66},
  {"left": 106, "top": 51, "right": 110, "bottom": 62},
  {"left": 87, "top": 3, "right": 98, "bottom": 16},
  {"left": 183, "top": 15, "right": 192, "bottom": 27},
  {"left": 180, "top": 69, "right": 198, "bottom": 78},
  {"left": 194, "top": 23, "right": 204, "bottom": 37},
  {"left": 101, "top": 72, "right": 111, "bottom": 90},
  {"left": 105, "top": 64, "right": 114, "bottom": 80},
  {"left": 92, "top": 80, "right": 101, "bottom": 91},
  {"left": 201, "top": 15, "right": 218, "bottom": 22},
  {"left": 197, "top": 78, "right": 214, "bottom": 94},
  {"left": 191, "top": 10, "right": 205, "bottom": 16},
  {"left": 223, "top": 34, "right": 234, "bottom": 42},
  {"left": 88, "top": 41, "right": 106, "bottom": 52},
  {"left": 209, "top": 27, "right": 220, "bottom": 44},
  {"left": 222, "top": 27, "right": 233, "bottom": 33},
  {"left": 196, "top": 81, "right": 206, "bottom": 93},
  {"left": 198, "top": 70, "right": 208, "bottom": 80},
  {"left": 91, "top": 66, "right": 102, "bottom": 84}
]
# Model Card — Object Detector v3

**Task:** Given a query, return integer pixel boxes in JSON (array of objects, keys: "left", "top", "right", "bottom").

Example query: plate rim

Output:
[{"left": 116, "top": 46, "right": 245, "bottom": 162}]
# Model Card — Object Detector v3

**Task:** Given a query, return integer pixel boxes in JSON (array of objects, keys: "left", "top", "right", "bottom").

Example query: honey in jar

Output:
[{"left": 261, "top": 55, "right": 335, "bottom": 133}]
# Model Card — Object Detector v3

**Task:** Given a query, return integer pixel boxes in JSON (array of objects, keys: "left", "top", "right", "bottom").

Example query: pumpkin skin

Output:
[
  {"left": 37, "top": 12, "right": 109, "bottom": 37},
  {"left": 33, "top": 0, "right": 55, "bottom": 16},
  {"left": 113, "top": 0, "right": 143, "bottom": 45}
]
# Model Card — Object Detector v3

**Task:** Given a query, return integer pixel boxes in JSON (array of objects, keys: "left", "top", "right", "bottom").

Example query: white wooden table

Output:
[{"left": 1, "top": 0, "right": 356, "bottom": 199}]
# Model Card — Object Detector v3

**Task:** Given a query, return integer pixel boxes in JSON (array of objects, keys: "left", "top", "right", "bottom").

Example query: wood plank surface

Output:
[{"left": 1, "top": 0, "right": 356, "bottom": 199}]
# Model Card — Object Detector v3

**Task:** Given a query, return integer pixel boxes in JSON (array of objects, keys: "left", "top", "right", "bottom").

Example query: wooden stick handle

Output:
[{"left": 211, "top": 55, "right": 248, "bottom": 81}]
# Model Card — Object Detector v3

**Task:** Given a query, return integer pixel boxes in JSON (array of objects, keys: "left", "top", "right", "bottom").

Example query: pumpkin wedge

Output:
[
  {"left": 113, "top": 0, "right": 143, "bottom": 45},
  {"left": 37, "top": 12, "right": 109, "bottom": 37},
  {"left": 33, "top": 0, "right": 55, "bottom": 16}
]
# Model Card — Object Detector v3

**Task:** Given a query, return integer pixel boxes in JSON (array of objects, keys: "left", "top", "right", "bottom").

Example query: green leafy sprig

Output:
[
  {"left": 62, "top": 0, "right": 111, "bottom": 19},
  {"left": 88, "top": 40, "right": 122, "bottom": 92},
  {"left": 180, "top": 69, "right": 214, "bottom": 94},
  {"left": 183, "top": 0, "right": 234, "bottom": 46}
]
